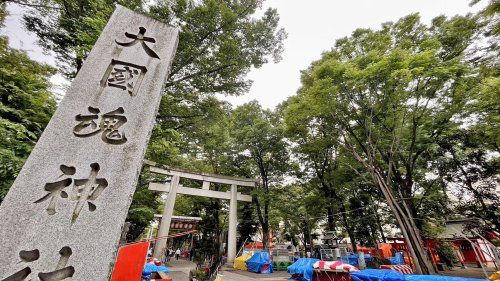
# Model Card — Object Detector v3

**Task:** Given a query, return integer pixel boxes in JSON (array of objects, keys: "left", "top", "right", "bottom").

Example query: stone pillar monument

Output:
[{"left": 0, "top": 6, "right": 178, "bottom": 280}]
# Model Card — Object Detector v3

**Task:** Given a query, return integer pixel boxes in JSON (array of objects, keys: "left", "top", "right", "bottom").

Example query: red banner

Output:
[{"left": 110, "top": 241, "right": 150, "bottom": 281}]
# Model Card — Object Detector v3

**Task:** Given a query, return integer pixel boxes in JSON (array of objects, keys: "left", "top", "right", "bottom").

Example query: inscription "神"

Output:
[{"left": 34, "top": 163, "right": 108, "bottom": 224}]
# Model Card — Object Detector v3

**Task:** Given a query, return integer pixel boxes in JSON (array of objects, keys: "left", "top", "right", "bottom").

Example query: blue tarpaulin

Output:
[
  {"left": 339, "top": 254, "right": 374, "bottom": 266},
  {"left": 405, "top": 275, "right": 487, "bottom": 281},
  {"left": 388, "top": 253, "right": 405, "bottom": 265},
  {"left": 351, "top": 269, "right": 405, "bottom": 281},
  {"left": 142, "top": 263, "right": 170, "bottom": 280},
  {"left": 246, "top": 251, "right": 273, "bottom": 274},
  {"left": 351, "top": 269, "right": 487, "bottom": 281},
  {"left": 287, "top": 258, "right": 319, "bottom": 281}
]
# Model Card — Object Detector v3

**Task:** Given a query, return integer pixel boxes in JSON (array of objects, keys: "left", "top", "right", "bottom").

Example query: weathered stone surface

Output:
[{"left": 0, "top": 5, "right": 178, "bottom": 280}]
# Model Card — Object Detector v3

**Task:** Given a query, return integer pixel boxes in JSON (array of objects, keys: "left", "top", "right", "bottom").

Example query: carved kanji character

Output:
[
  {"left": 34, "top": 163, "right": 108, "bottom": 224},
  {"left": 107, "top": 65, "right": 140, "bottom": 94},
  {"left": 1, "top": 247, "right": 74, "bottom": 281},
  {"left": 100, "top": 107, "right": 127, "bottom": 144},
  {"left": 38, "top": 247, "right": 74, "bottom": 281},
  {"left": 115, "top": 26, "right": 160, "bottom": 59},
  {"left": 104, "top": 60, "right": 147, "bottom": 96},
  {"left": 73, "top": 107, "right": 127, "bottom": 144},
  {"left": 73, "top": 106, "right": 101, "bottom": 137},
  {"left": 70, "top": 163, "right": 108, "bottom": 224},
  {"left": 34, "top": 165, "right": 76, "bottom": 215}
]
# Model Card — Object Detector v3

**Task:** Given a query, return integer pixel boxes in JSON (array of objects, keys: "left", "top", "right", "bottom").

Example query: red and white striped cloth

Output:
[
  {"left": 380, "top": 264, "right": 413, "bottom": 274},
  {"left": 313, "top": 261, "right": 359, "bottom": 272}
]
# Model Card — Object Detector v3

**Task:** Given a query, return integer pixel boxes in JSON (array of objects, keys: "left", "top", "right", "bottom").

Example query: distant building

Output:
[
  {"left": 385, "top": 219, "right": 499, "bottom": 268},
  {"left": 438, "top": 219, "right": 498, "bottom": 268}
]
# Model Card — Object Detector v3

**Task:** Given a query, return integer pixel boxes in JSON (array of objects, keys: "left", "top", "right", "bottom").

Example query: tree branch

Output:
[{"left": 2, "top": 0, "right": 61, "bottom": 9}]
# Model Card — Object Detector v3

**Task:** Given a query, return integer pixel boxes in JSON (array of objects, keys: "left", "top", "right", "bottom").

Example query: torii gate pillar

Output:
[
  {"left": 153, "top": 175, "right": 179, "bottom": 258},
  {"left": 227, "top": 184, "right": 238, "bottom": 263}
]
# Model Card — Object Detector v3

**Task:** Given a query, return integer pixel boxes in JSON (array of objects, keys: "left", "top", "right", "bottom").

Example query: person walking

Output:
[
  {"left": 189, "top": 248, "right": 195, "bottom": 261},
  {"left": 168, "top": 247, "right": 173, "bottom": 262},
  {"left": 175, "top": 248, "right": 181, "bottom": 260},
  {"left": 165, "top": 248, "right": 171, "bottom": 262}
]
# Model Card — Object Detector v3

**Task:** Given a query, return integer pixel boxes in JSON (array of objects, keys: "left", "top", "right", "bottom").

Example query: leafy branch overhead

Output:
[
  {"left": 0, "top": 33, "right": 56, "bottom": 202},
  {"left": 21, "top": 0, "right": 286, "bottom": 97}
]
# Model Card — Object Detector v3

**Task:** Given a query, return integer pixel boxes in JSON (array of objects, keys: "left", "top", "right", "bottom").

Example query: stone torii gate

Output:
[{"left": 145, "top": 161, "right": 256, "bottom": 264}]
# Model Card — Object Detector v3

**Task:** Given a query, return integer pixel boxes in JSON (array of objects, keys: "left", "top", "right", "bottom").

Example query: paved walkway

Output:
[
  {"left": 164, "top": 258, "right": 197, "bottom": 281},
  {"left": 217, "top": 270, "right": 289, "bottom": 281},
  {"left": 439, "top": 266, "right": 496, "bottom": 279},
  {"left": 198, "top": 265, "right": 498, "bottom": 281}
]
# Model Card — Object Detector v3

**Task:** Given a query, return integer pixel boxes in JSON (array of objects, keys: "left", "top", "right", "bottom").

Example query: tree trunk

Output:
[
  {"left": 263, "top": 180, "right": 270, "bottom": 249},
  {"left": 372, "top": 169, "right": 436, "bottom": 274},
  {"left": 262, "top": 220, "right": 269, "bottom": 250},
  {"left": 254, "top": 196, "right": 269, "bottom": 250},
  {"left": 375, "top": 209, "right": 387, "bottom": 243},
  {"left": 326, "top": 206, "right": 336, "bottom": 231},
  {"left": 302, "top": 218, "right": 313, "bottom": 255},
  {"left": 302, "top": 223, "right": 308, "bottom": 254},
  {"left": 340, "top": 206, "right": 357, "bottom": 252}
]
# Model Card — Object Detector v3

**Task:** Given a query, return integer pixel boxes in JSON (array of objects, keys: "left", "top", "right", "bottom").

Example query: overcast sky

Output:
[{"left": 2, "top": 0, "right": 482, "bottom": 108}]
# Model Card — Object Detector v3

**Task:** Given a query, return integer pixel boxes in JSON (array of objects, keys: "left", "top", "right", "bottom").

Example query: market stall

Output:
[
  {"left": 288, "top": 258, "right": 319, "bottom": 281},
  {"left": 246, "top": 251, "right": 273, "bottom": 274},
  {"left": 233, "top": 254, "right": 251, "bottom": 270}
]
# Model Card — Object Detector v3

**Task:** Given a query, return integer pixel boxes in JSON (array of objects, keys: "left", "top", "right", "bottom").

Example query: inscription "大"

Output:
[{"left": 116, "top": 26, "right": 160, "bottom": 59}]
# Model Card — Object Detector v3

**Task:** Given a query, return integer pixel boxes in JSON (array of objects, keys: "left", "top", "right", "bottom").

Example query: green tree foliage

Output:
[
  {"left": 125, "top": 169, "right": 163, "bottom": 241},
  {"left": 129, "top": 98, "right": 233, "bottom": 242},
  {"left": 435, "top": 241, "right": 458, "bottom": 267},
  {"left": 271, "top": 183, "right": 323, "bottom": 252},
  {"left": 237, "top": 203, "right": 258, "bottom": 247},
  {"left": 282, "top": 95, "right": 342, "bottom": 232},
  {"left": 435, "top": 130, "right": 500, "bottom": 232},
  {"left": 150, "top": 0, "right": 286, "bottom": 97},
  {"left": 0, "top": 2, "right": 6, "bottom": 26},
  {"left": 283, "top": 98, "right": 387, "bottom": 250},
  {"left": 0, "top": 34, "right": 57, "bottom": 202},
  {"left": 22, "top": 0, "right": 143, "bottom": 78},
  {"left": 435, "top": 0, "right": 500, "bottom": 233},
  {"left": 229, "top": 101, "right": 289, "bottom": 248},
  {"left": 21, "top": 0, "right": 286, "bottom": 96},
  {"left": 284, "top": 12, "right": 487, "bottom": 273}
]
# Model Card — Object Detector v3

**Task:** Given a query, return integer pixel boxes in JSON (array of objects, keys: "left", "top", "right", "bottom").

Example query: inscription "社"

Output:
[{"left": 1, "top": 247, "right": 74, "bottom": 281}]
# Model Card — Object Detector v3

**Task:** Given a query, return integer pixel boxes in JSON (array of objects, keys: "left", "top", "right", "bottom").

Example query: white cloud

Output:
[
  {"left": 2, "top": 1, "right": 484, "bottom": 108},
  {"left": 225, "top": 0, "right": 483, "bottom": 109}
]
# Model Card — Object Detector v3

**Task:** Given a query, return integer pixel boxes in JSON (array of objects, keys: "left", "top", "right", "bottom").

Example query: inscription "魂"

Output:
[{"left": 73, "top": 106, "right": 127, "bottom": 145}]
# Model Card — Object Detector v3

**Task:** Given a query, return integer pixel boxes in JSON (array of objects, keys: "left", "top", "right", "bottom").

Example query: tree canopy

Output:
[
  {"left": 283, "top": 11, "right": 497, "bottom": 273},
  {"left": 1, "top": 1, "right": 498, "bottom": 274},
  {"left": 0, "top": 5, "right": 57, "bottom": 202}
]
